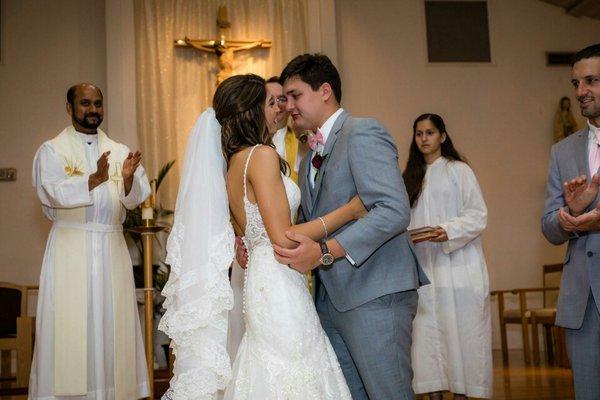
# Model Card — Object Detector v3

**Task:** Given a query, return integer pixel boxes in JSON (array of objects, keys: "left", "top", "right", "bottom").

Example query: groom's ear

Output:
[{"left": 320, "top": 83, "right": 334, "bottom": 102}]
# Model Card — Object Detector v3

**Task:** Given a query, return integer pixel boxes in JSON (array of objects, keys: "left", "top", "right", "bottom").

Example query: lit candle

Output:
[{"left": 142, "top": 205, "right": 153, "bottom": 221}]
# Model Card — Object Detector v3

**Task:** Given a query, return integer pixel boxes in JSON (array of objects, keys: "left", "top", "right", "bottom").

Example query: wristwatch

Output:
[{"left": 319, "top": 241, "right": 335, "bottom": 266}]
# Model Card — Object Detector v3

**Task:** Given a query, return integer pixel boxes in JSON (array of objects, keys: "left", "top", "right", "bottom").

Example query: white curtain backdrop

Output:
[{"left": 134, "top": 0, "right": 310, "bottom": 207}]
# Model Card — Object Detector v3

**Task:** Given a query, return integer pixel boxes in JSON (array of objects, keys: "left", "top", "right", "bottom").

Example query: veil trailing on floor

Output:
[{"left": 159, "top": 108, "right": 236, "bottom": 400}]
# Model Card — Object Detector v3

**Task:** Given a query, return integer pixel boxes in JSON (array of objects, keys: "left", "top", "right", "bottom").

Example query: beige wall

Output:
[
  {"left": 335, "top": 0, "right": 600, "bottom": 348},
  {"left": 0, "top": 0, "right": 106, "bottom": 285},
  {"left": 2, "top": 0, "right": 600, "bottom": 349}
]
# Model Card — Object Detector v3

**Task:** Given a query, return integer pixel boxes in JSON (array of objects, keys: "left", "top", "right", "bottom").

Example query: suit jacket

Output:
[
  {"left": 542, "top": 127, "right": 600, "bottom": 329},
  {"left": 298, "top": 111, "right": 428, "bottom": 312}
]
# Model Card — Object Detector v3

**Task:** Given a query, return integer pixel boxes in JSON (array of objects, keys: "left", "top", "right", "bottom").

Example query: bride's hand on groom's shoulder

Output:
[{"left": 273, "top": 231, "right": 321, "bottom": 273}]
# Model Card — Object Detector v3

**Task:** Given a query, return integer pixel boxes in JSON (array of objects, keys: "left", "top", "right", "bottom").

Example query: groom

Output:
[{"left": 273, "top": 54, "right": 428, "bottom": 400}]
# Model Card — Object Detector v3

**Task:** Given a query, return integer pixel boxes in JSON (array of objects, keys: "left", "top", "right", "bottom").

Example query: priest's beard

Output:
[{"left": 73, "top": 112, "right": 103, "bottom": 130}]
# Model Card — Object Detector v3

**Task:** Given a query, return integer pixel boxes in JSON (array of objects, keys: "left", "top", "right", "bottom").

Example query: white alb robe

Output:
[
  {"left": 29, "top": 127, "right": 151, "bottom": 400},
  {"left": 409, "top": 157, "right": 492, "bottom": 398}
]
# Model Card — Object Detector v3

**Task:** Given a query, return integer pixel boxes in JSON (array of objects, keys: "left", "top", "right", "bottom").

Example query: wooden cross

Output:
[{"left": 174, "top": 5, "right": 272, "bottom": 85}]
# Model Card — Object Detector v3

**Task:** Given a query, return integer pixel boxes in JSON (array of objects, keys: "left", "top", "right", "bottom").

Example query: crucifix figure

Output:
[{"left": 175, "top": 5, "right": 272, "bottom": 85}]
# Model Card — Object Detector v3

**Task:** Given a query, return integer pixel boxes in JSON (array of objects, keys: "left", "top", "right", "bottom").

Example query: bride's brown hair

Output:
[{"left": 213, "top": 74, "right": 288, "bottom": 174}]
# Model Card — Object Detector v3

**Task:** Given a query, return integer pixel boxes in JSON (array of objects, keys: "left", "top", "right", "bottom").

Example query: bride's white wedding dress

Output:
[{"left": 223, "top": 145, "right": 351, "bottom": 400}]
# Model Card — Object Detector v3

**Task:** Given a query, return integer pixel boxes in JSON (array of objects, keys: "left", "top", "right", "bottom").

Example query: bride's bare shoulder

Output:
[
  {"left": 248, "top": 145, "right": 279, "bottom": 165},
  {"left": 230, "top": 145, "right": 277, "bottom": 170}
]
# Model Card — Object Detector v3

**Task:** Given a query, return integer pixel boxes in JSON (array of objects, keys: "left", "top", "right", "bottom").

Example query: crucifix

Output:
[{"left": 174, "top": 5, "right": 272, "bottom": 85}]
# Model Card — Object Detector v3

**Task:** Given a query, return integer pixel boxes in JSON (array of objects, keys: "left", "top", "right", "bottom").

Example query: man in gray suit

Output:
[
  {"left": 542, "top": 43, "right": 600, "bottom": 400},
  {"left": 273, "top": 54, "right": 428, "bottom": 400}
]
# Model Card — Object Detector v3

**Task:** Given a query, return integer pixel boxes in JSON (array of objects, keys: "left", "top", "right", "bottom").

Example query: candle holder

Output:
[
  {"left": 127, "top": 223, "right": 165, "bottom": 400},
  {"left": 130, "top": 179, "right": 162, "bottom": 399}
]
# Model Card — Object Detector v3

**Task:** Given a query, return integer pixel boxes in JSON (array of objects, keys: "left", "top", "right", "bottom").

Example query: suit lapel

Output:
[
  {"left": 299, "top": 150, "right": 314, "bottom": 216},
  {"left": 311, "top": 112, "right": 348, "bottom": 217},
  {"left": 575, "top": 127, "right": 590, "bottom": 179}
]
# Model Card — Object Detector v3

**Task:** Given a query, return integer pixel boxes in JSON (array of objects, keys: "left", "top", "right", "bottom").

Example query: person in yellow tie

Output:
[
  {"left": 266, "top": 76, "right": 310, "bottom": 183},
  {"left": 30, "top": 83, "right": 151, "bottom": 399}
]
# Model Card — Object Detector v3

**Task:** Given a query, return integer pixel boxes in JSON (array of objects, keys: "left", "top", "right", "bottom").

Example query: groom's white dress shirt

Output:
[{"left": 309, "top": 108, "right": 344, "bottom": 188}]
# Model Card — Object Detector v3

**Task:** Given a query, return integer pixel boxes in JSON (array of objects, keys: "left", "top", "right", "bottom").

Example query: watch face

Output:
[{"left": 321, "top": 253, "right": 334, "bottom": 266}]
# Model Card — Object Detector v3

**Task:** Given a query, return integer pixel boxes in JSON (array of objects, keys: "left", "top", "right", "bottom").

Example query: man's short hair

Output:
[
  {"left": 266, "top": 76, "right": 280, "bottom": 84},
  {"left": 66, "top": 84, "right": 103, "bottom": 106},
  {"left": 571, "top": 43, "right": 600, "bottom": 66},
  {"left": 280, "top": 54, "right": 342, "bottom": 103}
]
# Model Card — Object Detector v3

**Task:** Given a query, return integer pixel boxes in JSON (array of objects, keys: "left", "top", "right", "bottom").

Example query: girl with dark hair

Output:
[
  {"left": 161, "top": 74, "right": 356, "bottom": 399},
  {"left": 403, "top": 114, "right": 492, "bottom": 400}
]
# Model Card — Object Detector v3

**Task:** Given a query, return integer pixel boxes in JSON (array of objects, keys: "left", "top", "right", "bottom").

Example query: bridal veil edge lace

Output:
[{"left": 159, "top": 108, "right": 235, "bottom": 400}]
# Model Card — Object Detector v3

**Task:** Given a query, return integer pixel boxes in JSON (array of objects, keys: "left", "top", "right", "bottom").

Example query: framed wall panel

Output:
[{"left": 425, "top": 1, "right": 491, "bottom": 62}]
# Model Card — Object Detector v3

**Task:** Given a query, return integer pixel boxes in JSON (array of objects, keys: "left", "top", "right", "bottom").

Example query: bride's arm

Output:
[
  {"left": 249, "top": 147, "right": 363, "bottom": 249},
  {"left": 289, "top": 198, "right": 365, "bottom": 243}
]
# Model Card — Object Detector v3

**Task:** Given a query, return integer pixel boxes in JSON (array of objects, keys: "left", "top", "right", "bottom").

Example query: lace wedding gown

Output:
[{"left": 223, "top": 145, "right": 351, "bottom": 400}]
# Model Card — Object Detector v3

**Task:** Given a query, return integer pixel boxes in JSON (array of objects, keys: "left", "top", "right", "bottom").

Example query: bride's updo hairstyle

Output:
[{"left": 214, "top": 73, "right": 288, "bottom": 174}]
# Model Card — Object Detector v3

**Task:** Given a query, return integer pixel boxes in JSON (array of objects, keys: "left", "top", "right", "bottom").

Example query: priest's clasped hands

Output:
[
  {"left": 559, "top": 173, "right": 600, "bottom": 232},
  {"left": 88, "top": 150, "right": 142, "bottom": 195}
]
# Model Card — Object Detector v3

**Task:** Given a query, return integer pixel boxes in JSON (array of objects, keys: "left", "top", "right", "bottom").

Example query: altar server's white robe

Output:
[
  {"left": 29, "top": 128, "right": 150, "bottom": 400},
  {"left": 409, "top": 157, "right": 492, "bottom": 399}
]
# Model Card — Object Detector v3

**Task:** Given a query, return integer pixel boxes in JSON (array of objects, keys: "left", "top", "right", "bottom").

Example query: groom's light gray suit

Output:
[
  {"left": 298, "top": 111, "right": 429, "bottom": 400},
  {"left": 542, "top": 127, "right": 600, "bottom": 400}
]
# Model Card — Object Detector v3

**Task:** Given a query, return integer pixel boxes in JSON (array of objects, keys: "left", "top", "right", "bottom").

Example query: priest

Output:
[{"left": 29, "top": 83, "right": 151, "bottom": 399}]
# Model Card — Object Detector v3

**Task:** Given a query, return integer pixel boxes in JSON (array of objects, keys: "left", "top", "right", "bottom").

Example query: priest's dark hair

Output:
[
  {"left": 403, "top": 113, "right": 465, "bottom": 207},
  {"left": 571, "top": 43, "right": 600, "bottom": 66},
  {"left": 266, "top": 76, "right": 280, "bottom": 83},
  {"left": 279, "top": 54, "right": 342, "bottom": 103},
  {"left": 213, "top": 74, "right": 288, "bottom": 175},
  {"left": 66, "top": 83, "right": 103, "bottom": 107}
]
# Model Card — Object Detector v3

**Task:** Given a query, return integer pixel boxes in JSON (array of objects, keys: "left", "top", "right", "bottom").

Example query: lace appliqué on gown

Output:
[{"left": 223, "top": 145, "right": 351, "bottom": 400}]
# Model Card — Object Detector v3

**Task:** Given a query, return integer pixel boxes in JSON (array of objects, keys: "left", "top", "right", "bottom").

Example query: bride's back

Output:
[
  {"left": 227, "top": 147, "right": 256, "bottom": 236},
  {"left": 215, "top": 74, "right": 297, "bottom": 248}
]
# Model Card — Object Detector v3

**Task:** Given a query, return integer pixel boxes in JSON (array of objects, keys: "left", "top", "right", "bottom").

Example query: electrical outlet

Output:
[{"left": 0, "top": 168, "right": 17, "bottom": 181}]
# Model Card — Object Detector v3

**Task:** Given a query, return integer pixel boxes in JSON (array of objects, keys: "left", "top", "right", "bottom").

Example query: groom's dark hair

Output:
[{"left": 280, "top": 54, "right": 342, "bottom": 103}]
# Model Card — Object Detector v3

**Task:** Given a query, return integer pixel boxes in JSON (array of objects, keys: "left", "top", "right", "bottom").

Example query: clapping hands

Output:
[
  {"left": 563, "top": 174, "right": 600, "bottom": 216},
  {"left": 123, "top": 151, "right": 142, "bottom": 180},
  {"left": 88, "top": 151, "right": 110, "bottom": 191},
  {"left": 559, "top": 173, "right": 600, "bottom": 232},
  {"left": 123, "top": 151, "right": 142, "bottom": 195}
]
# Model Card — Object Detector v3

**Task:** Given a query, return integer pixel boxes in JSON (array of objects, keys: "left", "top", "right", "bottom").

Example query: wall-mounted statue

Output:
[{"left": 553, "top": 96, "right": 578, "bottom": 143}]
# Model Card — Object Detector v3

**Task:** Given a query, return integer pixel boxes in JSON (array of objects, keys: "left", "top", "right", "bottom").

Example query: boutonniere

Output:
[
  {"left": 312, "top": 153, "right": 327, "bottom": 170},
  {"left": 64, "top": 158, "right": 84, "bottom": 176}
]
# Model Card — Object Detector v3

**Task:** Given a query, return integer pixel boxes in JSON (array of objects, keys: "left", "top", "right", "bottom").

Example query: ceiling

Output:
[{"left": 540, "top": 0, "right": 600, "bottom": 20}]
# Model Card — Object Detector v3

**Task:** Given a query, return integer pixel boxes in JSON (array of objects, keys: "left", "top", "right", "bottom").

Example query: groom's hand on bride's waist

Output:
[
  {"left": 273, "top": 231, "right": 321, "bottom": 273},
  {"left": 273, "top": 231, "right": 346, "bottom": 273},
  {"left": 235, "top": 236, "right": 248, "bottom": 269}
]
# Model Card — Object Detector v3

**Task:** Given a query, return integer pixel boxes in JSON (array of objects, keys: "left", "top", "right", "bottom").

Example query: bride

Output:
[{"left": 160, "top": 74, "right": 364, "bottom": 399}]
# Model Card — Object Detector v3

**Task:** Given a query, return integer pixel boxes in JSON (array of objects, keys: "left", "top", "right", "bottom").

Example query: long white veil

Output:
[{"left": 159, "top": 108, "right": 235, "bottom": 400}]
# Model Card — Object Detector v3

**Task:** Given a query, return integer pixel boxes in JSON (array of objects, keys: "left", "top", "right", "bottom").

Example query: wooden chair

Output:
[
  {"left": 530, "top": 263, "right": 568, "bottom": 366},
  {"left": 492, "top": 288, "right": 531, "bottom": 364},
  {"left": 0, "top": 282, "right": 37, "bottom": 387},
  {"left": 492, "top": 284, "right": 559, "bottom": 365},
  {"left": 491, "top": 264, "right": 566, "bottom": 364}
]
